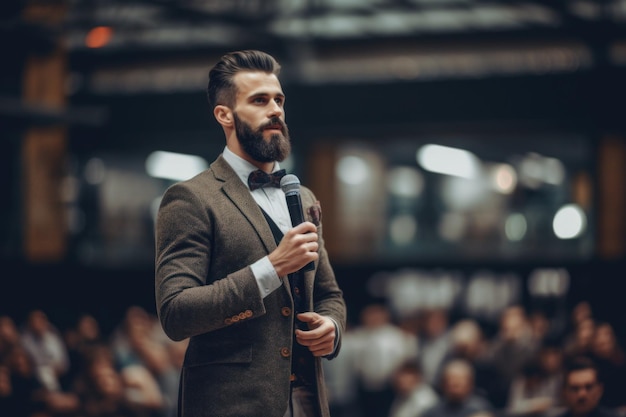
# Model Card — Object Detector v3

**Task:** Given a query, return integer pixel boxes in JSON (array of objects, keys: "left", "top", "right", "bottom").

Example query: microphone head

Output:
[{"left": 280, "top": 174, "right": 301, "bottom": 196}]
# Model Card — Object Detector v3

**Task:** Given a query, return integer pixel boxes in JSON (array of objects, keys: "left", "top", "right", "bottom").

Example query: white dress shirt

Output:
[{"left": 222, "top": 146, "right": 291, "bottom": 298}]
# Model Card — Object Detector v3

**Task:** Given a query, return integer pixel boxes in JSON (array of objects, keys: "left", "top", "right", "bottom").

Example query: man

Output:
[
  {"left": 388, "top": 360, "right": 439, "bottom": 417},
  {"left": 556, "top": 356, "right": 619, "bottom": 417},
  {"left": 421, "top": 359, "right": 493, "bottom": 417},
  {"left": 154, "top": 50, "right": 346, "bottom": 417}
]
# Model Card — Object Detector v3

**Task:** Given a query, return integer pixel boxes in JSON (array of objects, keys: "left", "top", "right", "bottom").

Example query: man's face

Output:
[
  {"left": 231, "top": 71, "right": 290, "bottom": 163},
  {"left": 563, "top": 369, "right": 603, "bottom": 415},
  {"left": 443, "top": 367, "right": 473, "bottom": 403}
]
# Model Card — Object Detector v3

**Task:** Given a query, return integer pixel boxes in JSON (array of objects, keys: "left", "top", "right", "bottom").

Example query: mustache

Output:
[{"left": 259, "top": 117, "right": 287, "bottom": 132}]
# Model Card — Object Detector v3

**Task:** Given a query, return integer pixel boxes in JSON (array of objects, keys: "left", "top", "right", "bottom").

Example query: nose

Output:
[{"left": 268, "top": 100, "right": 283, "bottom": 118}]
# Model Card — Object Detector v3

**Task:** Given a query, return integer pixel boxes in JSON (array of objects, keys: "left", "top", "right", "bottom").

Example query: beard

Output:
[{"left": 234, "top": 113, "right": 291, "bottom": 163}]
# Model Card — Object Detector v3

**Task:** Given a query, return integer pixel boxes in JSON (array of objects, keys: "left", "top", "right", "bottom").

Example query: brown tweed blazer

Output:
[{"left": 155, "top": 155, "right": 346, "bottom": 417}]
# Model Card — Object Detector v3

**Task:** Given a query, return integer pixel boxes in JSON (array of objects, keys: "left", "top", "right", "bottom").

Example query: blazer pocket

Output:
[{"left": 184, "top": 340, "right": 253, "bottom": 368}]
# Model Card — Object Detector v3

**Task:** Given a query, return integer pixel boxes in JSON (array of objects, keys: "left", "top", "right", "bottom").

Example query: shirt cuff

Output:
[
  {"left": 251, "top": 256, "right": 282, "bottom": 298},
  {"left": 326, "top": 317, "right": 340, "bottom": 357}
]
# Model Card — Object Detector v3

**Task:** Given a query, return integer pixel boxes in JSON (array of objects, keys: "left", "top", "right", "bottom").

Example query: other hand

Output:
[{"left": 295, "top": 312, "right": 336, "bottom": 357}]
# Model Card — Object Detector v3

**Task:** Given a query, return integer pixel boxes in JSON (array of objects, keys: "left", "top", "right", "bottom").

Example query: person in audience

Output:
[
  {"left": 388, "top": 360, "right": 439, "bottom": 417},
  {"left": 570, "top": 302, "right": 593, "bottom": 330},
  {"left": 352, "top": 302, "right": 419, "bottom": 417},
  {"left": 3, "top": 345, "right": 48, "bottom": 416},
  {"left": 0, "top": 315, "right": 22, "bottom": 361},
  {"left": 62, "top": 313, "right": 106, "bottom": 391},
  {"left": 74, "top": 343, "right": 163, "bottom": 417},
  {"left": 419, "top": 308, "right": 453, "bottom": 389},
  {"left": 0, "top": 363, "right": 18, "bottom": 415},
  {"left": 588, "top": 321, "right": 626, "bottom": 411},
  {"left": 483, "top": 305, "right": 538, "bottom": 408},
  {"left": 20, "top": 309, "right": 71, "bottom": 392},
  {"left": 422, "top": 358, "right": 493, "bottom": 417},
  {"left": 445, "top": 319, "right": 505, "bottom": 408},
  {"left": 79, "top": 358, "right": 137, "bottom": 417},
  {"left": 554, "top": 356, "right": 619, "bottom": 417},
  {"left": 109, "top": 305, "right": 173, "bottom": 417},
  {"left": 563, "top": 317, "right": 596, "bottom": 360},
  {"left": 4, "top": 343, "right": 80, "bottom": 417},
  {"left": 506, "top": 345, "right": 561, "bottom": 417},
  {"left": 322, "top": 322, "right": 361, "bottom": 417}
]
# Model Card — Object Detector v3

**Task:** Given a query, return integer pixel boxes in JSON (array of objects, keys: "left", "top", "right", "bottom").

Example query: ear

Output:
[{"left": 214, "top": 105, "right": 233, "bottom": 127}]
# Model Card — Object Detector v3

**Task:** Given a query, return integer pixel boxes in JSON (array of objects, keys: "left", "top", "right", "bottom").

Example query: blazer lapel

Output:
[{"left": 211, "top": 156, "right": 278, "bottom": 254}]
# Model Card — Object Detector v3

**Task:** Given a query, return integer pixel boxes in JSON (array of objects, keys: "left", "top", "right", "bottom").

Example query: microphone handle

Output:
[{"left": 285, "top": 193, "right": 315, "bottom": 272}]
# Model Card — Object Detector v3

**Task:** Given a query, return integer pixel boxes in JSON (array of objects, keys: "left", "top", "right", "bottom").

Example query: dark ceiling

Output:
[{"left": 2, "top": 0, "right": 625, "bottom": 134}]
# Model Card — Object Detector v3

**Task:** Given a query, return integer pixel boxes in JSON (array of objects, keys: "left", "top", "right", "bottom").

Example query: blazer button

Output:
[
  {"left": 245, "top": 310, "right": 253, "bottom": 318},
  {"left": 224, "top": 318, "right": 232, "bottom": 325},
  {"left": 281, "top": 307, "right": 291, "bottom": 317},
  {"left": 232, "top": 315, "right": 240, "bottom": 322},
  {"left": 238, "top": 312, "right": 246, "bottom": 320},
  {"left": 294, "top": 287, "right": 301, "bottom": 296},
  {"left": 280, "top": 347, "right": 290, "bottom": 358}
]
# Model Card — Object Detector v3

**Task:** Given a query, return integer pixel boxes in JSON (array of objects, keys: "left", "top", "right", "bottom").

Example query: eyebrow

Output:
[{"left": 248, "top": 91, "right": 285, "bottom": 100}]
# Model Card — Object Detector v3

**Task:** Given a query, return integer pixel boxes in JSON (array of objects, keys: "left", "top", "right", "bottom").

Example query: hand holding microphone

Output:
[
  {"left": 281, "top": 174, "right": 316, "bottom": 273},
  {"left": 268, "top": 175, "right": 318, "bottom": 276}
]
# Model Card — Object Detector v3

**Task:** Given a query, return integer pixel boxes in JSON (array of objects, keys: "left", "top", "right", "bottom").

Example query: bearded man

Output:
[{"left": 154, "top": 50, "right": 346, "bottom": 417}]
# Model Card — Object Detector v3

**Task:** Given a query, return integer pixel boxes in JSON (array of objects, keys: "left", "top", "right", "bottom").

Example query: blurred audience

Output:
[{"left": 2, "top": 298, "right": 626, "bottom": 417}]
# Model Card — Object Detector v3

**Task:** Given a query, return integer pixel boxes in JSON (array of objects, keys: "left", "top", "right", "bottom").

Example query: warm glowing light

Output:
[
  {"left": 389, "top": 214, "right": 417, "bottom": 245},
  {"left": 543, "top": 157, "right": 565, "bottom": 185},
  {"left": 528, "top": 268, "right": 570, "bottom": 297},
  {"left": 552, "top": 204, "right": 586, "bottom": 239},
  {"left": 85, "top": 26, "right": 113, "bottom": 49},
  {"left": 438, "top": 212, "right": 466, "bottom": 242},
  {"left": 490, "top": 163, "right": 517, "bottom": 194},
  {"left": 505, "top": 213, "right": 527, "bottom": 241},
  {"left": 145, "top": 151, "right": 208, "bottom": 182},
  {"left": 387, "top": 166, "right": 424, "bottom": 198},
  {"left": 337, "top": 155, "right": 370, "bottom": 185},
  {"left": 416, "top": 144, "right": 481, "bottom": 179}
]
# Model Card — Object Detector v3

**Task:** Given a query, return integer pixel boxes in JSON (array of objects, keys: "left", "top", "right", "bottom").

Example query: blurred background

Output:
[{"left": 1, "top": 0, "right": 626, "bottom": 415}]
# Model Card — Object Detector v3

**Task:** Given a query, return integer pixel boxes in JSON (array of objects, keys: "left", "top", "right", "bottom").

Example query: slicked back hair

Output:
[{"left": 207, "top": 50, "right": 281, "bottom": 109}]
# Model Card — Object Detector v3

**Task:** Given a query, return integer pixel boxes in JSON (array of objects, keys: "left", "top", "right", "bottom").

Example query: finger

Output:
[
  {"left": 292, "top": 221, "right": 317, "bottom": 234},
  {"left": 308, "top": 342, "right": 334, "bottom": 357},
  {"left": 296, "top": 312, "right": 320, "bottom": 323},
  {"left": 295, "top": 328, "right": 334, "bottom": 344}
]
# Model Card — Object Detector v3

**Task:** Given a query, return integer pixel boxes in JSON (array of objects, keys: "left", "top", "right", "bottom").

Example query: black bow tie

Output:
[{"left": 248, "top": 169, "right": 286, "bottom": 191}]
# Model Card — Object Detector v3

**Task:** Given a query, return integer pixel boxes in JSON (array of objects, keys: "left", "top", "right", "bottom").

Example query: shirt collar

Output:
[{"left": 222, "top": 146, "right": 281, "bottom": 190}]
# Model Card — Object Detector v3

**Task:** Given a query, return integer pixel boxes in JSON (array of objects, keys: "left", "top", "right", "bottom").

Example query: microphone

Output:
[{"left": 280, "top": 174, "right": 315, "bottom": 272}]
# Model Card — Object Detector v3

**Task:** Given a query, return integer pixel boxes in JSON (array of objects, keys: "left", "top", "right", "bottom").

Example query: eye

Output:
[
  {"left": 253, "top": 97, "right": 267, "bottom": 104},
  {"left": 274, "top": 97, "right": 284, "bottom": 106}
]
